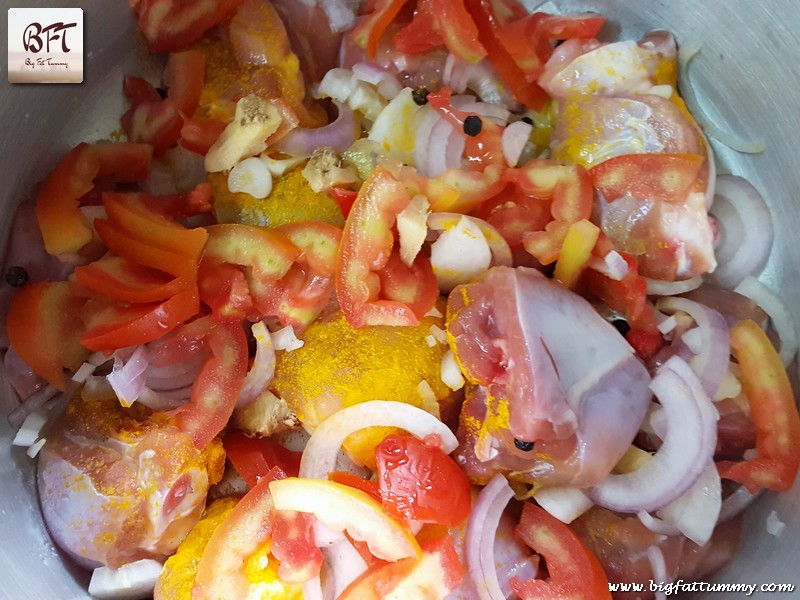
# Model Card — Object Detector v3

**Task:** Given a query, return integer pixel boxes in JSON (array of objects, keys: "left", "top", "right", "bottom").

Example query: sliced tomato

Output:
[
  {"left": 223, "top": 430, "right": 302, "bottom": 487},
  {"left": 193, "top": 466, "right": 285, "bottom": 600},
  {"left": 173, "top": 317, "right": 249, "bottom": 449},
  {"left": 473, "top": 182, "right": 551, "bottom": 249},
  {"left": 377, "top": 249, "right": 438, "bottom": 320},
  {"left": 536, "top": 12, "right": 607, "bottom": 39},
  {"left": 505, "top": 160, "right": 593, "bottom": 221},
  {"left": 336, "top": 167, "right": 420, "bottom": 328},
  {"left": 203, "top": 224, "right": 300, "bottom": 283},
  {"left": 270, "top": 510, "right": 324, "bottom": 583},
  {"left": 340, "top": 557, "right": 417, "bottom": 600},
  {"left": 142, "top": 182, "right": 214, "bottom": 219},
  {"left": 179, "top": 115, "right": 228, "bottom": 155},
  {"left": 163, "top": 50, "right": 205, "bottom": 118},
  {"left": 6, "top": 282, "right": 88, "bottom": 391},
  {"left": 717, "top": 320, "right": 800, "bottom": 492},
  {"left": 462, "top": 0, "right": 550, "bottom": 109},
  {"left": 80, "top": 287, "right": 200, "bottom": 352},
  {"left": 73, "top": 256, "right": 190, "bottom": 303},
  {"left": 511, "top": 502, "right": 611, "bottom": 600},
  {"left": 397, "top": 0, "right": 487, "bottom": 63},
  {"left": 133, "top": 0, "right": 245, "bottom": 53},
  {"left": 352, "top": 0, "right": 411, "bottom": 58},
  {"left": 121, "top": 76, "right": 183, "bottom": 156},
  {"left": 589, "top": 153, "right": 706, "bottom": 203},
  {"left": 328, "top": 472, "right": 383, "bottom": 503},
  {"left": 625, "top": 329, "right": 664, "bottom": 361},
  {"left": 329, "top": 187, "right": 359, "bottom": 218},
  {"left": 495, "top": 12, "right": 550, "bottom": 81},
  {"left": 198, "top": 261, "right": 256, "bottom": 320},
  {"left": 392, "top": 6, "right": 444, "bottom": 55},
  {"left": 375, "top": 434, "right": 472, "bottom": 528},
  {"left": 93, "top": 142, "right": 154, "bottom": 182}
]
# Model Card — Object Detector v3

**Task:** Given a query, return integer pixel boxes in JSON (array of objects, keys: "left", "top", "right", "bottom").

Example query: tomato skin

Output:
[
  {"left": 589, "top": 153, "right": 706, "bottom": 203},
  {"left": 512, "top": 502, "right": 611, "bottom": 600},
  {"left": 163, "top": 50, "right": 205, "bottom": 117},
  {"left": 377, "top": 249, "right": 438, "bottom": 320},
  {"left": 717, "top": 320, "right": 800, "bottom": 492},
  {"left": 133, "top": 0, "right": 245, "bottom": 53},
  {"left": 6, "top": 282, "right": 89, "bottom": 391},
  {"left": 223, "top": 430, "right": 302, "bottom": 487},
  {"left": 74, "top": 256, "right": 190, "bottom": 303},
  {"left": 336, "top": 167, "right": 420, "bottom": 328},
  {"left": 173, "top": 317, "right": 249, "bottom": 449},
  {"left": 375, "top": 434, "right": 472, "bottom": 528},
  {"left": 193, "top": 466, "right": 286, "bottom": 600}
]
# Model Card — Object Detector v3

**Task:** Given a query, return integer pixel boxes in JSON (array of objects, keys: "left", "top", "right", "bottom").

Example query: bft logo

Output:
[{"left": 8, "top": 8, "right": 84, "bottom": 83}]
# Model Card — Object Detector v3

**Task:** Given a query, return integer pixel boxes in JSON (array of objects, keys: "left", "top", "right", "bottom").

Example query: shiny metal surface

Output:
[{"left": 1, "top": 0, "right": 799, "bottom": 597}]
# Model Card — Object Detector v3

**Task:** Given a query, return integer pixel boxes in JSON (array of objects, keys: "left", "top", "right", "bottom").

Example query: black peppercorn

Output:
[
  {"left": 156, "top": 87, "right": 168, "bottom": 99},
  {"left": 611, "top": 318, "right": 631, "bottom": 337},
  {"left": 411, "top": 86, "right": 429, "bottom": 106},
  {"left": 521, "top": 116, "right": 533, "bottom": 125},
  {"left": 5, "top": 266, "right": 29, "bottom": 287},
  {"left": 463, "top": 115, "right": 482, "bottom": 137},
  {"left": 514, "top": 439, "right": 534, "bottom": 452}
]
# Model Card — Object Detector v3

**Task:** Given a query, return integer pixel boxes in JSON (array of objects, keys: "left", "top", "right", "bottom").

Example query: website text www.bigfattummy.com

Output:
[{"left": 608, "top": 580, "right": 796, "bottom": 596}]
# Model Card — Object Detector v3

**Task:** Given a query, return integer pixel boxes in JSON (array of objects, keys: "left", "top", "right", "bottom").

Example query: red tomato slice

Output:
[
  {"left": 462, "top": 0, "right": 550, "bottom": 109},
  {"left": 399, "top": 0, "right": 487, "bottom": 64},
  {"left": 511, "top": 502, "right": 611, "bottom": 600},
  {"left": 717, "top": 320, "right": 800, "bottom": 492},
  {"left": 336, "top": 167, "right": 420, "bottom": 328},
  {"left": 223, "top": 430, "right": 302, "bottom": 487},
  {"left": 375, "top": 434, "right": 472, "bottom": 528},
  {"left": 6, "top": 282, "right": 89, "bottom": 391},
  {"left": 163, "top": 50, "right": 206, "bottom": 118},
  {"left": 589, "top": 153, "right": 706, "bottom": 203},
  {"left": 393, "top": 5, "right": 445, "bottom": 55},
  {"left": 121, "top": 76, "right": 183, "bottom": 156},
  {"left": 270, "top": 510, "right": 324, "bottom": 583},
  {"left": 328, "top": 472, "right": 383, "bottom": 503},
  {"left": 133, "top": 0, "right": 245, "bottom": 53},
  {"left": 198, "top": 261, "right": 256, "bottom": 321},
  {"left": 73, "top": 256, "right": 190, "bottom": 303},
  {"left": 193, "top": 466, "right": 285, "bottom": 600},
  {"left": 179, "top": 115, "right": 228, "bottom": 155},
  {"left": 376, "top": 248, "right": 438, "bottom": 320},
  {"left": 80, "top": 287, "right": 200, "bottom": 352},
  {"left": 93, "top": 142, "right": 154, "bottom": 182},
  {"left": 173, "top": 317, "right": 249, "bottom": 449},
  {"left": 496, "top": 13, "right": 550, "bottom": 81},
  {"left": 473, "top": 183, "right": 552, "bottom": 249},
  {"left": 353, "top": 0, "right": 411, "bottom": 58},
  {"left": 142, "top": 182, "right": 215, "bottom": 219},
  {"left": 536, "top": 12, "right": 607, "bottom": 39},
  {"left": 329, "top": 187, "right": 359, "bottom": 218}
]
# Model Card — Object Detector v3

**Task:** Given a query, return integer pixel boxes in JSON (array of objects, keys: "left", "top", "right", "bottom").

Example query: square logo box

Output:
[{"left": 8, "top": 7, "right": 83, "bottom": 83}]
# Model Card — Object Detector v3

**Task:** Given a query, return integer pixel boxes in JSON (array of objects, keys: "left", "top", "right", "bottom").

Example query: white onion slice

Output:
[
  {"left": 501, "top": 121, "right": 533, "bottom": 167},
  {"left": 237, "top": 321, "right": 276, "bottom": 408},
  {"left": 644, "top": 276, "right": 703, "bottom": 296},
  {"left": 719, "top": 485, "right": 761, "bottom": 522},
  {"left": 272, "top": 325, "right": 304, "bottom": 352},
  {"left": 440, "top": 350, "right": 465, "bottom": 391},
  {"left": 274, "top": 101, "right": 360, "bottom": 157},
  {"left": 352, "top": 63, "right": 403, "bottom": 100},
  {"left": 428, "top": 213, "right": 512, "bottom": 268},
  {"left": 299, "top": 401, "right": 458, "bottom": 479},
  {"left": 108, "top": 345, "right": 150, "bottom": 407},
  {"left": 430, "top": 216, "right": 493, "bottom": 293},
  {"left": 657, "top": 297, "right": 730, "bottom": 397},
  {"left": 588, "top": 356, "right": 717, "bottom": 512},
  {"left": 88, "top": 559, "right": 163, "bottom": 600},
  {"left": 708, "top": 175, "right": 773, "bottom": 289},
  {"left": 465, "top": 474, "right": 515, "bottom": 600},
  {"left": 656, "top": 461, "right": 721, "bottom": 546},
  {"left": 533, "top": 486, "right": 593, "bottom": 524},
  {"left": 735, "top": 276, "right": 798, "bottom": 366}
]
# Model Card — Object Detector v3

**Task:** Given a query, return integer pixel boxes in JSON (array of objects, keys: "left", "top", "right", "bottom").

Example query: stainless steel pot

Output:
[{"left": 2, "top": 0, "right": 798, "bottom": 597}]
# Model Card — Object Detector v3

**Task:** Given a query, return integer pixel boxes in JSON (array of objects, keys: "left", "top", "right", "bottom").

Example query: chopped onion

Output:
[
  {"left": 262, "top": 154, "right": 305, "bottom": 176},
  {"left": 413, "top": 106, "right": 440, "bottom": 174},
  {"left": 27, "top": 438, "right": 47, "bottom": 458},
  {"left": 719, "top": 485, "right": 761, "bottom": 522},
  {"left": 299, "top": 401, "right": 458, "bottom": 479},
  {"left": 352, "top": 63, "right": 402, "bottom": 99},
  {"left": 12, "top": 409, "right": 48, "bottom": 447},
  {"left": 416, "top": 380, "right": 440, "bottom": 419},
  {"left": 238, "top": 321, "right": 276, "bottom": 408},
  {"left": 533, "top": 486, "right": 593, "bottom": 524},
  {"left": 587, "top": 250, "right": 629, "bottom": 281},
  {"left": 766, "top": 510, "right": 786, "bottom": 536},
  {"left": 637, "top": 511, "right": 680, "bottom": 536},
  {"left": 108, "top": 346, "right": 150, "bottom": 408},
  {"left": 656, "top": 461, "right": 721, "bottom": 545},
  {"left": 428, "top": 213, "right": 512, "bottom": 268},
  {"left": 440, "top": 350, "right": 465, "bottom": 391},
  {"left": 644, "top": 276, "right": 703, "bottom": 296},
  {"left": 272, "top": 325, "right": 304, "bottom": 352},
  {"left": 88, "top": 559, "right": 163, "bottom": 600},
  {"left": 657, "top": 297, "right": 730, "bottom": 398},
  {"left": 228, "top": 156, "right": 273, "bottom": 199},
  {"left": 274, "top": 102, "right": 360, "bottom": 157},
  {"left": 501, "top": 121, "right": 533, "bottom": 167},
  {"left": 430, "top": 216, "right": 492, "bottom": 292},
  {"left": 396, "top": 194, "right": 430, "bottom": 267},
  {"left": 708, "top": 175, "right": 773, "bottom": 289},
  {"left": 319, "top": 0, "right": 358, "bottom": 33},
  {"left": 451, "top": 94, "right": 510, "bottom": 124},
  {"left": 426, "top": 117, "right": 458, "bottom": 178},
  {"left": 588, "top": 356, "right": 717, "bottom": 512},
  {"left": 735, "top": 276, "right": 798, "bottom": 366},
  {"left": 137, "top": 386, "right": 193, "bottom": 412},
  {"left": 322, "top": 536, "right": 369, "bottom": 597},
  {"left": 465, "top": 474, "right": 515, "bottom": 600},
  {"left": 646, "top": 546, "right": 668, "bottom": 600}
]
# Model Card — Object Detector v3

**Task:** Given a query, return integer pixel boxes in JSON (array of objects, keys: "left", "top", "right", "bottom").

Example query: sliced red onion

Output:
[
  {"left": 425, "top": 117, "right": 457, "bottom": 178},
  {"left": 501, "top": 121, "right": 533, "bottom": 168},
  {"left": 351, "top": 63, "right": 402, "bottom": 99},
  {"left": 646, "top": 545, "right": 668, "bottom": 599},
  {"left": 413, "top": 105, "right": 439, "bottom": 173},
  {"left": 465, "top": 474, "right": 515, "bottom": 600},
  {"left": 656, "top": 461, "right": 721, "bottom": 546},
  {"left": 637, "top": 510, "right": 680, "bottom": 536},
  {"left": 734, "top": 276, "right": 797, "bottom": 366},
  {"left": 719, "top": 485, "right": 761, "bottom": 522},
  {"left": 451, "top": 95, "right": 510, "bottom": 124},
  {"left": 8, "top": 384, "right": 59, "bottom": 429},
  {"left": 273, "top": 101, "right": 360, "bottom": 157},
  {"left": 657, "top": 297, "right": 730, "bottom": 397},
  {"left": 237, "top": 321, "right": 276, "bottom": 408},
  {"left": 587, "top": 250, "right": 629, "bottom": 281},
  {"left": 533, "top": 486, "right": 593, "bottom": 524},
  {"left": 428, "top": 213, "right": 512, "bottom": 267},
  {"left": 145, "top": 367, "right": 200, "bottom": 392},
  {"left": 588, "top": 356, "right": 717, "bottom": 512},
  {"left": 137, "top": 386, "right": 192, "bottom": 411},
  {"left": 299, "top": 401, "right": 458, "bottom": 479},
  {"left": 644, "top": 276, "right": 703, "bottom": 296},
  {"left": 708, "top": 175, "right": 773, "bottom": 289},
  {"left": 442, "top": 54, "right": 521, "bottom": 109},
  {"left": 107, "top": 346, "right": 150, "bottom": 407},
  {"left": 445, "top": 129, "right": 467, "bottom": 172}
]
